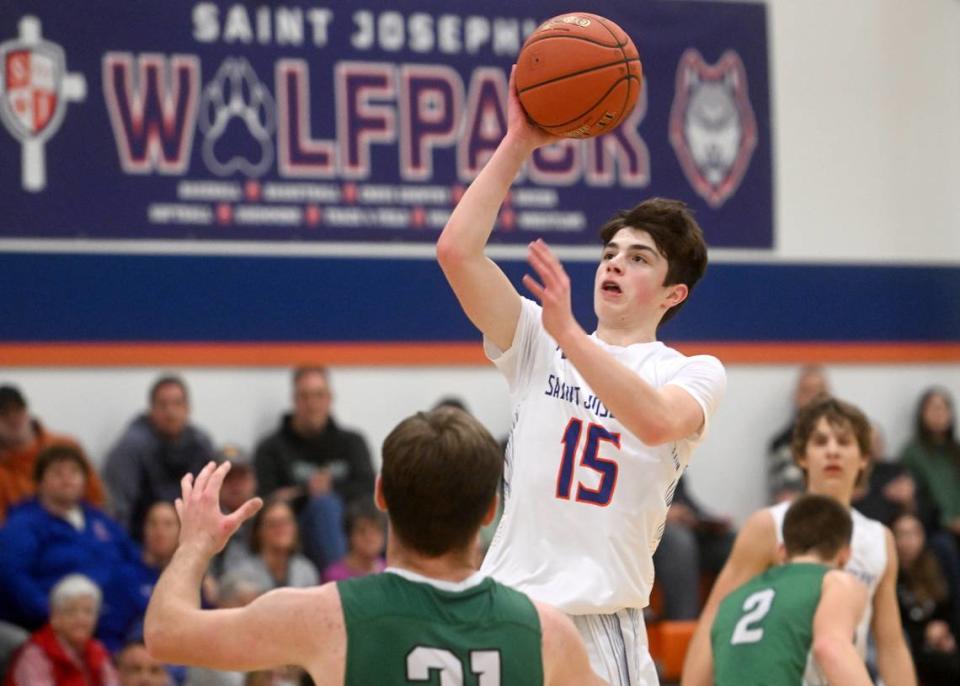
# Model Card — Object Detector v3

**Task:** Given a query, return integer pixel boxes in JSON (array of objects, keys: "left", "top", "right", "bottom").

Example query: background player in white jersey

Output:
[
  {"left": 436, "top": 67, "right": 726, "bottom": 686},
  {"left": 682, "top": 394, "right": 917, "bottom": 686}
]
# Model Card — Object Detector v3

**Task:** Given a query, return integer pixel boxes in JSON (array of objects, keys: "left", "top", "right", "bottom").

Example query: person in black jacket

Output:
[{"left": 253, "top": 367, "right": 374, "bottom": 571}]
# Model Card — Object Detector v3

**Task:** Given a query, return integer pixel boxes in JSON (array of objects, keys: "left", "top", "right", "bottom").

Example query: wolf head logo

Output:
[{"left": 669, "top": 49, "right": 757, "bottom": 208}]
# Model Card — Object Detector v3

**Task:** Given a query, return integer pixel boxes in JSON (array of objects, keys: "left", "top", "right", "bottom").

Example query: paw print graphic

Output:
[{"left": 199, "top": 58, "right": 275, "bottom": 177}]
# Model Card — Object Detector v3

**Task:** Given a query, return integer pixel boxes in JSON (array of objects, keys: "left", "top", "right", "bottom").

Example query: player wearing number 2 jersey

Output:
[
  {"left": 683, "top": 395, "right": 917, "bottom": 686},
  {"left": 711, "top": 495, "right": 871, "bottom": 686},
  {"left": 437, "top": 67, "right": 726, "bottom": 686},
  {"left": 144, "top": 408, "right": 605, "bottom": 686}
]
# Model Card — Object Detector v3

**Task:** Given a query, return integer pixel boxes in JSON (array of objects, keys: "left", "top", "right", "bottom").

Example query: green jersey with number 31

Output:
[
  {"left": 711, "top": 563, "right": 829, "bottom": 686},
  {"left": 338, "top": 569, "right": 543, "bottom": 685}
]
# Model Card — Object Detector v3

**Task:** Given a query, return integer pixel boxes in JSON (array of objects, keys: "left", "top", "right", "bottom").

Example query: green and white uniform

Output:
[
  {"left": 339, "top": 568, "right": 543, "bottom": 685},
  {"left": 711, "top": 563, "right": 830, "bottom": 686}
]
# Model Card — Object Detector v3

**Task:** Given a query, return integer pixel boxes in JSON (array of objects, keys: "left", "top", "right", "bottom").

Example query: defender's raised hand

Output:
[{"left": 175, "top": 461, "right": 262, "bottom": 557}]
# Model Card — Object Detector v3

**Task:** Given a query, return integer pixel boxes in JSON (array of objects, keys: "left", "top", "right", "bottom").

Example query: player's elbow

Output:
[
  {"left": 143, "top": 612, "right": 181, "bottom": 663},
  {"left": 811, "top": 635, "right": 844, "bottom": 669},
  {"left": 436, "top": 232, "right": 465, "bottom": 268},
  {"left": 633, "top": 418, "right": 674, "bottom": 446}
]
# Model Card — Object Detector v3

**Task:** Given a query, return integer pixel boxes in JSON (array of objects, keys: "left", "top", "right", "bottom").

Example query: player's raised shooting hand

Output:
[
  {"left": 175, "top": 461, "right": 263, "bottom": 558},
  {"left": 523, "top": 239, "right": 580, "bottom": 344},
  {"left": 506, "top": 65, "right": 558, "bottom": 151}
]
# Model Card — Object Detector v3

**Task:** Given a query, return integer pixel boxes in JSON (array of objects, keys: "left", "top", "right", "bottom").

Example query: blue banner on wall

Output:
[{"left": 0, "top": 0, "right": 772, "bottom": 248}]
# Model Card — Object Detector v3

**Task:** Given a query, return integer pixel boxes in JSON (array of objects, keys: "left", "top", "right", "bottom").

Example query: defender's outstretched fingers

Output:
[
  {"left": 180, "top": 473, "right": 195, "bottom": 502},
  {"left": 204, "top": 461, "right": 232, "bottom": 498},
  {"left": 226, "top": 496, "right": 263, "bottom": 530},
  {"left": 192, "top": 461, "right": 218, "bottom": 497}
]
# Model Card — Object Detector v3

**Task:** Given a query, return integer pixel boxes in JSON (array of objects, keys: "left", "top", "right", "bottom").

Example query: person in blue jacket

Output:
[{"left": 0, "top": 443, "right": 150, "bottom": 652}]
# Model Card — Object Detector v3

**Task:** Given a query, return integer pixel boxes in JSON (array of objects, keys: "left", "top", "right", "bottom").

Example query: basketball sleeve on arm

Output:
[
  {"left": 484, "top": 297, "right": 550, "bottom": 394},
  {"left": 664, "top": 355, "right": 727, "bottom": 443}
]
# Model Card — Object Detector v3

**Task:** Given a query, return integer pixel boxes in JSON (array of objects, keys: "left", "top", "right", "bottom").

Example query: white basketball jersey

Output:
[
  {"left": 768, "top": 500, "right": 887, "bottom": 665},
  {"left": 481, "top": 298, "right": 726, "bottom": 615}
]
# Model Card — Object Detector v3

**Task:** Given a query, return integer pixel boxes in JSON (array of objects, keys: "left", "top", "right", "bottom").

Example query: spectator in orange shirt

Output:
[{"left": 0, "top": 385, "right": 104, "bottom": 524}]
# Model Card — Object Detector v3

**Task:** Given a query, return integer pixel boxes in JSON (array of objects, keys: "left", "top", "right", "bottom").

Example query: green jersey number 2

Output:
[
  {"left": 406, "top": 647, "right": 501, "bottom": 685},
  {"left": 731, "top": 588, "right": 776, "bottom": 645}
]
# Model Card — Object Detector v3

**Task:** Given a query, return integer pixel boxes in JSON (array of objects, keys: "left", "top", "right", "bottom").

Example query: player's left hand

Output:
[
  {"left": 176, "top": 461, "right": 263, "bottom": 558},
  {"left": 523, "top": 239, "right": 579, "bottom": 344}
]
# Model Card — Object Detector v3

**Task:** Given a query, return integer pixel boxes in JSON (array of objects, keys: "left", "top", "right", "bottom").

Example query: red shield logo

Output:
[{"left": 3, "top": 46, "right": 60, "bottom": 138}]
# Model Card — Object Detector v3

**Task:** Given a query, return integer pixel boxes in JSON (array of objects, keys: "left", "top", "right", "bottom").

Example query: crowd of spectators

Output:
[
  {"left": 0, "top": 367, "right": 378, "bottom": 685},
  {"left": 0, "top": 365, "right": 958, "bottom": 684}
]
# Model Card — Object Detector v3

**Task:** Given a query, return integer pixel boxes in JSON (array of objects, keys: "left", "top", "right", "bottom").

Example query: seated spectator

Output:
[
  {"left": 892, "top": 512, "right": 960, "bottom": 685},
  {"left": 651, "top": 476, "right": 735, "bottom": 620},
  {"left": 227, "top": 499, "right": 318, "bottom": 590},
  {"left": 0, "top": 445, "right": 147, "bottom": 651},
  {"left": 766, "top": 365, "right": 830, "bottom": 503},
  {"left": 254, "top": 367, "right": 374, "bottom": 570},
  {"left": 103, "top": 375, "right": 214, "bottom": 539},
  {"left": 322, "top": 499, "right": 386, "bottom": 582},
  {"left": 184, "top": 571, "right": 266, "bottom": 686},
  {"left": 900, "top": 387, "right": 960, "bottom": 538},
  {"left": 110, "top": 501, "right": 184, "bottom": 657},
  {"left": 0, "top": 384, "right": 105, "bottom": 524},
  {"left": 6, "top": 574, "right": 120, "bottom": 686},
  {"left": 209, "top": 446, "right": 258, "bottom": 580},
  {"left": 116, "top": 640, "right": 171, "bottom": 686},
  {"left": 853, "top": 423, "right": 917, "bottom": 526}
]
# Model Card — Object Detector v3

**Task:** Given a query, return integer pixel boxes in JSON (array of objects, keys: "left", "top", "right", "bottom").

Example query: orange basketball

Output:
[{"left": 515, "top": 12, "right": 643, "bottom": 139}]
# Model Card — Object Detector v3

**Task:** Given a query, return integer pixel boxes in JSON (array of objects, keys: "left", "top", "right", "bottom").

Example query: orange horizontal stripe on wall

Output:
[{"left": 0, "top": 342, "right": 959, "bottom": 367}]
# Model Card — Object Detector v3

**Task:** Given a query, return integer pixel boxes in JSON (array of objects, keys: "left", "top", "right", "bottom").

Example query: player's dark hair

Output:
[
  {"left": 782, "top": 494, "right": 852, "bottom": 560},
  {"left": 791, "top": 394, "right": 873, "bottom": 488},
  {"left": 34, "top": 443, "right": 90, "bottom": 484},
  {"left": 149, "top": 375, "right": 188, "bottom": 405},
  {"left": 381, "top": 407, "right": 502, "bottom": 557},
  {"left": 598, "top": 197, "right": 707, "bottom": 326}
]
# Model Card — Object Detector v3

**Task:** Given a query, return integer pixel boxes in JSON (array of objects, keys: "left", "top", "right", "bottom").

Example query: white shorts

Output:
[{"left": 571, "top": 608, "right": 658, "bottom": 686}]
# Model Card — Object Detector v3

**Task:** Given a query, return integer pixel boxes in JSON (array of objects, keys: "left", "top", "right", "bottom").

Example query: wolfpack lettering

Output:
[
  {"left": 104, "top": 53, "right": 650, "bottom": 184},
  {"left": 103, "top": 53, "right": 200, "bottom": 174}
]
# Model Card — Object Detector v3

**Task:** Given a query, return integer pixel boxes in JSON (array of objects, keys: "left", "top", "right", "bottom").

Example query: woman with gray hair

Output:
[{"left": 6, "top": 573, "right": 119, "bottom": 685}]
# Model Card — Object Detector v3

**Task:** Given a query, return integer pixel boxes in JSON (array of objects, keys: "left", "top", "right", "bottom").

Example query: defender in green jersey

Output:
[
  {"left": 711, "top": 495, "right": 870, "bottom": 686},
  {"left": 145, "top": 407, "right": 605, "bottom": 686}
]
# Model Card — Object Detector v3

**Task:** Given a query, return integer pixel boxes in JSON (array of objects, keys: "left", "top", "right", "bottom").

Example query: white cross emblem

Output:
[{"left": 0, "top": 16, "right": 86, "bottom": 191}]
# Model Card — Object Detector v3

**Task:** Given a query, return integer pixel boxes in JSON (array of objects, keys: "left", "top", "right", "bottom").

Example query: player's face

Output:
[
  {"left": 593, "top": 228, "right": 682, "bottom": 326},
  {"left": 796, "top": 416, "right": 867, "bottom": 498}
]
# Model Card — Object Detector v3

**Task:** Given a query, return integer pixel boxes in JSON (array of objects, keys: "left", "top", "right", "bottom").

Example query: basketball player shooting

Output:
[{"left": 436, "top": 63, "right": 727, "bottom": 686}]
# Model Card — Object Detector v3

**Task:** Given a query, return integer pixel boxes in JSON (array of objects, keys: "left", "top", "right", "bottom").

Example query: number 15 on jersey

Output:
[{"left": 556, "top": 418, "right": 621, "bottom": 507}]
